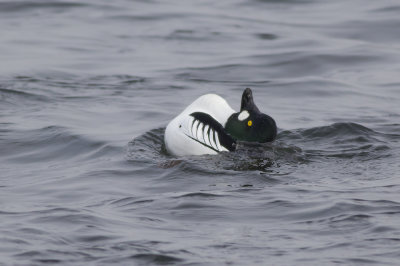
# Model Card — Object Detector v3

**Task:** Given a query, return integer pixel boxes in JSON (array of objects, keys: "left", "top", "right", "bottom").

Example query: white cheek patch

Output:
[{"left": 238, "top": 110, "right": 250, "bottom": 121}]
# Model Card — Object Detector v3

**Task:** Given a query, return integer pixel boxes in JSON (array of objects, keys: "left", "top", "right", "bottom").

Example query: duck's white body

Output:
[{"left": 164, "top": 94, "right": 235, "bottom": 156}]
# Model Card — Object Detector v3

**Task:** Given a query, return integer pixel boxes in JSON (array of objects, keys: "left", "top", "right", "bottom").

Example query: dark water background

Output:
[{"left": 1, "top": 0, "right": 400, "bottom": 265}]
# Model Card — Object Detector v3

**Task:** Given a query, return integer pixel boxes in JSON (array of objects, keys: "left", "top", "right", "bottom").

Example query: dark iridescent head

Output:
[{"left": 225, "top": 88, "right": 277, "bottom": 143}]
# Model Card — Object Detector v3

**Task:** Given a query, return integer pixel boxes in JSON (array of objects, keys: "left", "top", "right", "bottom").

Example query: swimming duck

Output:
[{"left": 164, "top": 88, "right": 277, "bottom": 156}]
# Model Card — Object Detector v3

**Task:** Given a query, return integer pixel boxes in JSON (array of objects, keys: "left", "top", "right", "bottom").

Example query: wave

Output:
[
  {"left": 279, "top": 122, "right": 392, "bottom": 160},
  {"left": 0, "top": 1, "right": 87, "bottom": 13},
  {"left": 1, "top": 125, "right": 120, "bottom": 164}
]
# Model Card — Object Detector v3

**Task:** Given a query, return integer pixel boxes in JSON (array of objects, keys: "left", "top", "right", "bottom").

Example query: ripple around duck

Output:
[
  {"left": 127, "top": 121, "right": 392, "bottom": 176},
  {"left": 127, "top": 127, "right": 308, "bottom": 175}
]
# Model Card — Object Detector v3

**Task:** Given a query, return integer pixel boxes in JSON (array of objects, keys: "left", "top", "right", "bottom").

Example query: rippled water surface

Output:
[{"left": 1, "top": 0, "right": 400, "bottom": 265}]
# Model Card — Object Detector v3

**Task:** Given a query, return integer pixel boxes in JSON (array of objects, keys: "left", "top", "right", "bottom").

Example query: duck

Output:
[{"left": 164, "top": 88, "right": 277, "bottom": 156}]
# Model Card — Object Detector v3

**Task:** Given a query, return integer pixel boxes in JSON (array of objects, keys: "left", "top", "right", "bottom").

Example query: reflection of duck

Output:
[{"left": 164, "top": 88, "right": 277, "bottom": 156}]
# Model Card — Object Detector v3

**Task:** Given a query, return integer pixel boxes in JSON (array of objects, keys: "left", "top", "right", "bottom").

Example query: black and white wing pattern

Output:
[{"left": 184, "top": 112, "right": 236, "bottom": 152}]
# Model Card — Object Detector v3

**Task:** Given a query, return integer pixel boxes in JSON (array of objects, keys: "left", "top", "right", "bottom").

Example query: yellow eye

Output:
[{"left": 247, "top": 120, "right": 252, "bottom": 126}]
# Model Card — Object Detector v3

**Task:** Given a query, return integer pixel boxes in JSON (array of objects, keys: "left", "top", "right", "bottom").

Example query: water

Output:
[{"left": 1, "top": 0, "right": 400, "bottom": 265}]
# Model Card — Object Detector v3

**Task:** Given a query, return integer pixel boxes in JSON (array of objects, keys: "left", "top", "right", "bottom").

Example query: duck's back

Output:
[{"left": 164, "top": 94, "right": 235, "bottom": 156}]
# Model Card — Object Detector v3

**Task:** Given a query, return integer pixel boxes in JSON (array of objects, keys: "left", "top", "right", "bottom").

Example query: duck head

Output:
[{"left": 225, "top": 88, "right": 277, "bottom": 143}]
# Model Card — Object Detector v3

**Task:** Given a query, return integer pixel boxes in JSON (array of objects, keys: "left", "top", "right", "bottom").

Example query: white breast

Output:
[{"left": 164, "top": 94, "right": 235, "bottom": 156}]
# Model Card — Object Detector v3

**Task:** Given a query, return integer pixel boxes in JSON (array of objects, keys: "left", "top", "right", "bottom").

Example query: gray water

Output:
[{"left": 1, "top": 0, "right": 400, "bottom": 265}]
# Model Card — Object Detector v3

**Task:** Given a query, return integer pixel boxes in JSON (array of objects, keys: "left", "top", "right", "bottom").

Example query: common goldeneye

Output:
[{"left": 164, "top": 88, "right": 277, "bottom": 156}]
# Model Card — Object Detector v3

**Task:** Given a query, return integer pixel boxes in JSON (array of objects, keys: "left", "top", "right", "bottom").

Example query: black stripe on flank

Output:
[
  {"left": 196, "top": 121, "right": 202, "bottom": 139},
  {"left": 184, "top": 134, "right": 219, "bottom": 153},
  {"left": 190, "top": 112, "right": 236, "bottom": 152},
  {"left": 202, "top": 124, "right": 207, "bottom": 144},
  {"left": 190, "top": 118, "right": 195, "bottom": 136},
  {"left": 206, "top": 126, "right": 212, "bottom": 148}
]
